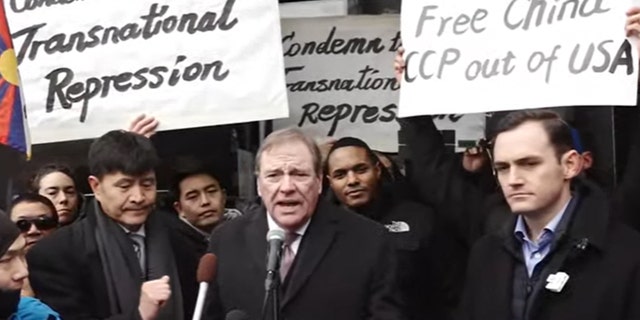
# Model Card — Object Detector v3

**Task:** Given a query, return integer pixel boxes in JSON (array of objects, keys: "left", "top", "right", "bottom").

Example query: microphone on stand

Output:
[
  {"left": 261, "top": 229, "right": 285, "bottom": 320},
  {"left": 264, "top": 229, "right": 285, "bottom": 290},
  {"left": 192, "top": 253, "right": 218, "bottom": 320}
]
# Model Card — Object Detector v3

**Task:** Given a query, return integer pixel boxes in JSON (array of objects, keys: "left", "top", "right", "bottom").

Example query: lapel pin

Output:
[
  {"left": 545, "top": 272, "right": 570, "bottom": 293},
  {"left": 385, "top": 221, "right": 410, "bottom": 233}
]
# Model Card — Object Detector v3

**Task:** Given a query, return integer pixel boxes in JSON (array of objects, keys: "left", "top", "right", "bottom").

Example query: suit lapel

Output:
[
  {"left": 481, "top": 221, "right": 519, "bottom": 320},
  {"left": 81, "top": 213, "right": 115, "bottom": 316},
  {"left": 245, "top": 209, "right": 269, "bottom": 274},
  {"left": 282, "top": 202, "right": 339, "bottom": 307},
  {"left": 488, "top": 238, "right": 517, "bottom": 320}
]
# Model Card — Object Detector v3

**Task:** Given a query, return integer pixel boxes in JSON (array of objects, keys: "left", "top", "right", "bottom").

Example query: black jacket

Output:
[
  {"left": 205, "top": 200, "right": 406, "bottom": 320},
  {"left": 400, "top": 115, "right": 506, "bottom": 309},
  {"left": 329, "top": 188, "right": 451, "bottom": 320},
  {"left": 459, "top": 181, "right": 640, "bottom": 320},
  {"left": 26, "top": 204, "right": 199, "bottom": 320},
  {"left": 400, "top": 115, "right": 501, "bottom": 246},
  {"left": 613, "top": 104, "right": 640, "bottom": 231},
  {"left": 157, "top": 209, "right": 209, "bottom": 253},
  {"left": 155, "top": 209, "right": 208, "bottom": 313}
]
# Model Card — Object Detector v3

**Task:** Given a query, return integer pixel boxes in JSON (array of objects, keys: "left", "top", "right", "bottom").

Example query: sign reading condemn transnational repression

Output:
[
  {"left": 400, "top": 0, "right": 639, "bottom": 116},
  {"left": 7, "top": 0, "right": 289, "bottom": 144},
  {"left": 274, "top": 16, "right": 486, "bottom": 152}
]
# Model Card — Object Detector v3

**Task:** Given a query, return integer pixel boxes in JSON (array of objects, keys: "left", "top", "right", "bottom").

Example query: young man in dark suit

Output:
[
  {"left": 27, "top": 131, "right": 197, "bottom": 320},
  {"left": 459, "top": 110, "right": 640, "bottom": 320},
  {"left": 206, "top": 128, "right": 406, "bottom": 320}
]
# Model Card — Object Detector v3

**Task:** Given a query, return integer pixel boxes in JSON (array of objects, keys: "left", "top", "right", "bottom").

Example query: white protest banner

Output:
[
  {"left": 274, "top": 15, "right": 485, "bottom": 152},
  {"left": 400, "top": 0, "right": 639, "bottom": 116},
  {"left": 8, "top": 0, "right": 289, "bottom": 144}
]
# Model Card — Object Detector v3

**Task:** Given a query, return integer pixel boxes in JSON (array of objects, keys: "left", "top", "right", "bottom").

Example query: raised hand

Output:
[
  {"left": 128, "top": 114, "right": 160, "bottom": 138},
  {"left": 393, "top": 47, "right": 406, "bottom": 85}
]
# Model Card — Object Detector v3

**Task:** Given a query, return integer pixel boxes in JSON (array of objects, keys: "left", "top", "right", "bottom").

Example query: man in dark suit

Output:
[
  {"left": 26, "top": 131, "right": 197, "bottom": 320},
  {"left": 206, "top": 128, "right": 405, "bottom": 320},
  {"left": 459, "top": 110, "right": 640, "bottom": 320}
]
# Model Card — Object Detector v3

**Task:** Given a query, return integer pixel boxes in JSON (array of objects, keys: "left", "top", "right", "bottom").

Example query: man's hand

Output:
[
  {"left": 138, "top": 276, "right": 171, "bottom": 320},
  {"left": 627, "top": 7, "right": 640, "bottom": 38},
  {"left": 393, "top": 47, "right": 406, "bottom": 85},
  {"left": 128, "top": 114, "right": 159, "bottom": 138},
  {"left": 626, "top": 7, "right": 640, "bottom": 85},
  {"left": 462, "top": 146, "right": 488, "bottom": 173}
]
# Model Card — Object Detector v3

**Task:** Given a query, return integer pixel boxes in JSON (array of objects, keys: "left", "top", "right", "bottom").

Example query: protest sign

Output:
[
  {"left": 400, "top": 0, "right": 639, "bottom": 116},
  {"left": 274, "top": 15, "right": 485, "bottom": 152},
  {"left": 8, "top": 0, "right": 289, "bottom": 144}
]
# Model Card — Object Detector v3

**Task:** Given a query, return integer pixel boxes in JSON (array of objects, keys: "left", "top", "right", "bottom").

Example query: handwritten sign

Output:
[
  {"left": 274, "top": 16, "right": 485, "bottom": 152},
  {"left": 400, "top": 0, "right": 639, "bottom": 116},
  {"left": 8, "top": 0, "right": 289, "bottom": 144}
]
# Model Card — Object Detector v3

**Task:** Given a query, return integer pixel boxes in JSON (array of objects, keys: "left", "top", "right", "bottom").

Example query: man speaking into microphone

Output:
[{"left": 204, "top": 128, "right": 406, "bottom": 320}]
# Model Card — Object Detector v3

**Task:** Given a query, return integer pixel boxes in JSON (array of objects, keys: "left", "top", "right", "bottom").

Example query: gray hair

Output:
[{"left": 255, "top": 128, "right": 322, "bottom": 176}]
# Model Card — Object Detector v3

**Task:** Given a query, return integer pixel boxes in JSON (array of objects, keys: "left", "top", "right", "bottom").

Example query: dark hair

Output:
[
  {"left": 88, "top": 130, "right": 159, "bottom": 179},
  {"left": 491, "top": 110, "right": 574, "bottom": 161},
  {"left": 27, "top": 163, "right": 76, "bottom": 193},
  {"left": 169, "top": 157, "right": 222, "bottom": 202},
  {"left": 324, "top": 137, "right": 396, "bottom": 185},
  {"left": 324, "top": 137, "right": 381, "bottom": 174},
  {"left": 10, "top": 193, "right": 59, "bottom": 224}
]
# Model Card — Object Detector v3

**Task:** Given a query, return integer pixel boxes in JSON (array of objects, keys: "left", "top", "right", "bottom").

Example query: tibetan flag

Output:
[{"left": 0, "top": 1, "right": 29, "bottom": 158}]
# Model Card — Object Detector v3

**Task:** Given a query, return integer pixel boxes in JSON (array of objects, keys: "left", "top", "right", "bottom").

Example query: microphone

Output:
[
  {"left": 265, "top": 229, "right": 285, "bottom": 290},
  {"left": 192, "top": 253, "right": 218, "bottom": 320},
  {"left": 226, "top": 310, "right": 250, "bottom": 320}
]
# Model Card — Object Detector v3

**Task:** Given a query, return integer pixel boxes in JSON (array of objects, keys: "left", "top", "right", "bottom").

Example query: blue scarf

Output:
[{"left": 9, "top": 297, "right": 61, "bottom": 320}]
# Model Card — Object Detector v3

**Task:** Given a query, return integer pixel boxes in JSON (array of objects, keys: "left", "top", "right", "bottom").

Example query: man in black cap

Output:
[
  {"left": 0, "top": 209, "right": 60, "bottom": 319},
  {"left": 325, "top": 137, "right": 451, "bottom": 319}
]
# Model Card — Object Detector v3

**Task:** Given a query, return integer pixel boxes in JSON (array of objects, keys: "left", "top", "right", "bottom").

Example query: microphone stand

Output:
[
  {"left": 262, "top": 249, "right": 282, "bottom": 320},
  {"left": 268, "top": 272, "right": 281, "bottom": 320}
]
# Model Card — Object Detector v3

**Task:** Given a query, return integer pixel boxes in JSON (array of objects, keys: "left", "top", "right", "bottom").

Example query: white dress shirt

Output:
[{"left": 266, "top": 213, "right": 311, "bottom": 254}]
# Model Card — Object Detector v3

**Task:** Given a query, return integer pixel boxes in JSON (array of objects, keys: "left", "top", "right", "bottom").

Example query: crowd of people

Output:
[{"left": 2, "top": 7, "right": 640, "bottom": 320}]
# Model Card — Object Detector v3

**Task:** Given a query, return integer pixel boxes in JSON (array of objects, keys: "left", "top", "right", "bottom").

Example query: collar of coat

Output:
[{"left": 496, "top": 178, "right": 609, "bottom": 253}]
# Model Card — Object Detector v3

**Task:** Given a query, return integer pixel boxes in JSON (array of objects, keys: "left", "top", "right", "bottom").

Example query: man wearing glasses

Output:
[
  {"left": 8, "top": 194, "right": 59, "bottom": 252},
  {"left": 7, "top": 193, "right": 59, "bottom": 298},
  {"left": 0, "top": 208, "right": 61, "bottom": 319}
]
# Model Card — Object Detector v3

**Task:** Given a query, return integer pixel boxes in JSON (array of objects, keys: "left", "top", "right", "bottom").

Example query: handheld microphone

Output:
[
  {"left": 265, "top": 229, "right": 285, "bottom": 290},
  {"left": 192, "top": 253, "right": 218, "bottom": 320},
  {"left": 226, "top": 310, "right": 250, "bottom": 320}
]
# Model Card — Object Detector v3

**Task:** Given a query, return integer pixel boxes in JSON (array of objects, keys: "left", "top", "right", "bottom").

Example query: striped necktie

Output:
[
  {"left": 128, "top": 233, "right": 146, "bottom": 278},
  {"left": 280, "top": 232, "right": 299, "bottom": 281}
]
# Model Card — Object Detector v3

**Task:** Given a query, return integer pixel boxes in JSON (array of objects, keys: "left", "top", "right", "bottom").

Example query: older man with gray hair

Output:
[{"left": 205, "top": 128, "right": 406, "bottom": 320}]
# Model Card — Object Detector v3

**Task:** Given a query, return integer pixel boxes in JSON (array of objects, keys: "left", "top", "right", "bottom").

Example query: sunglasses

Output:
[{"left": 15, "top": 217, "right": 58, "bottom": 232}]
